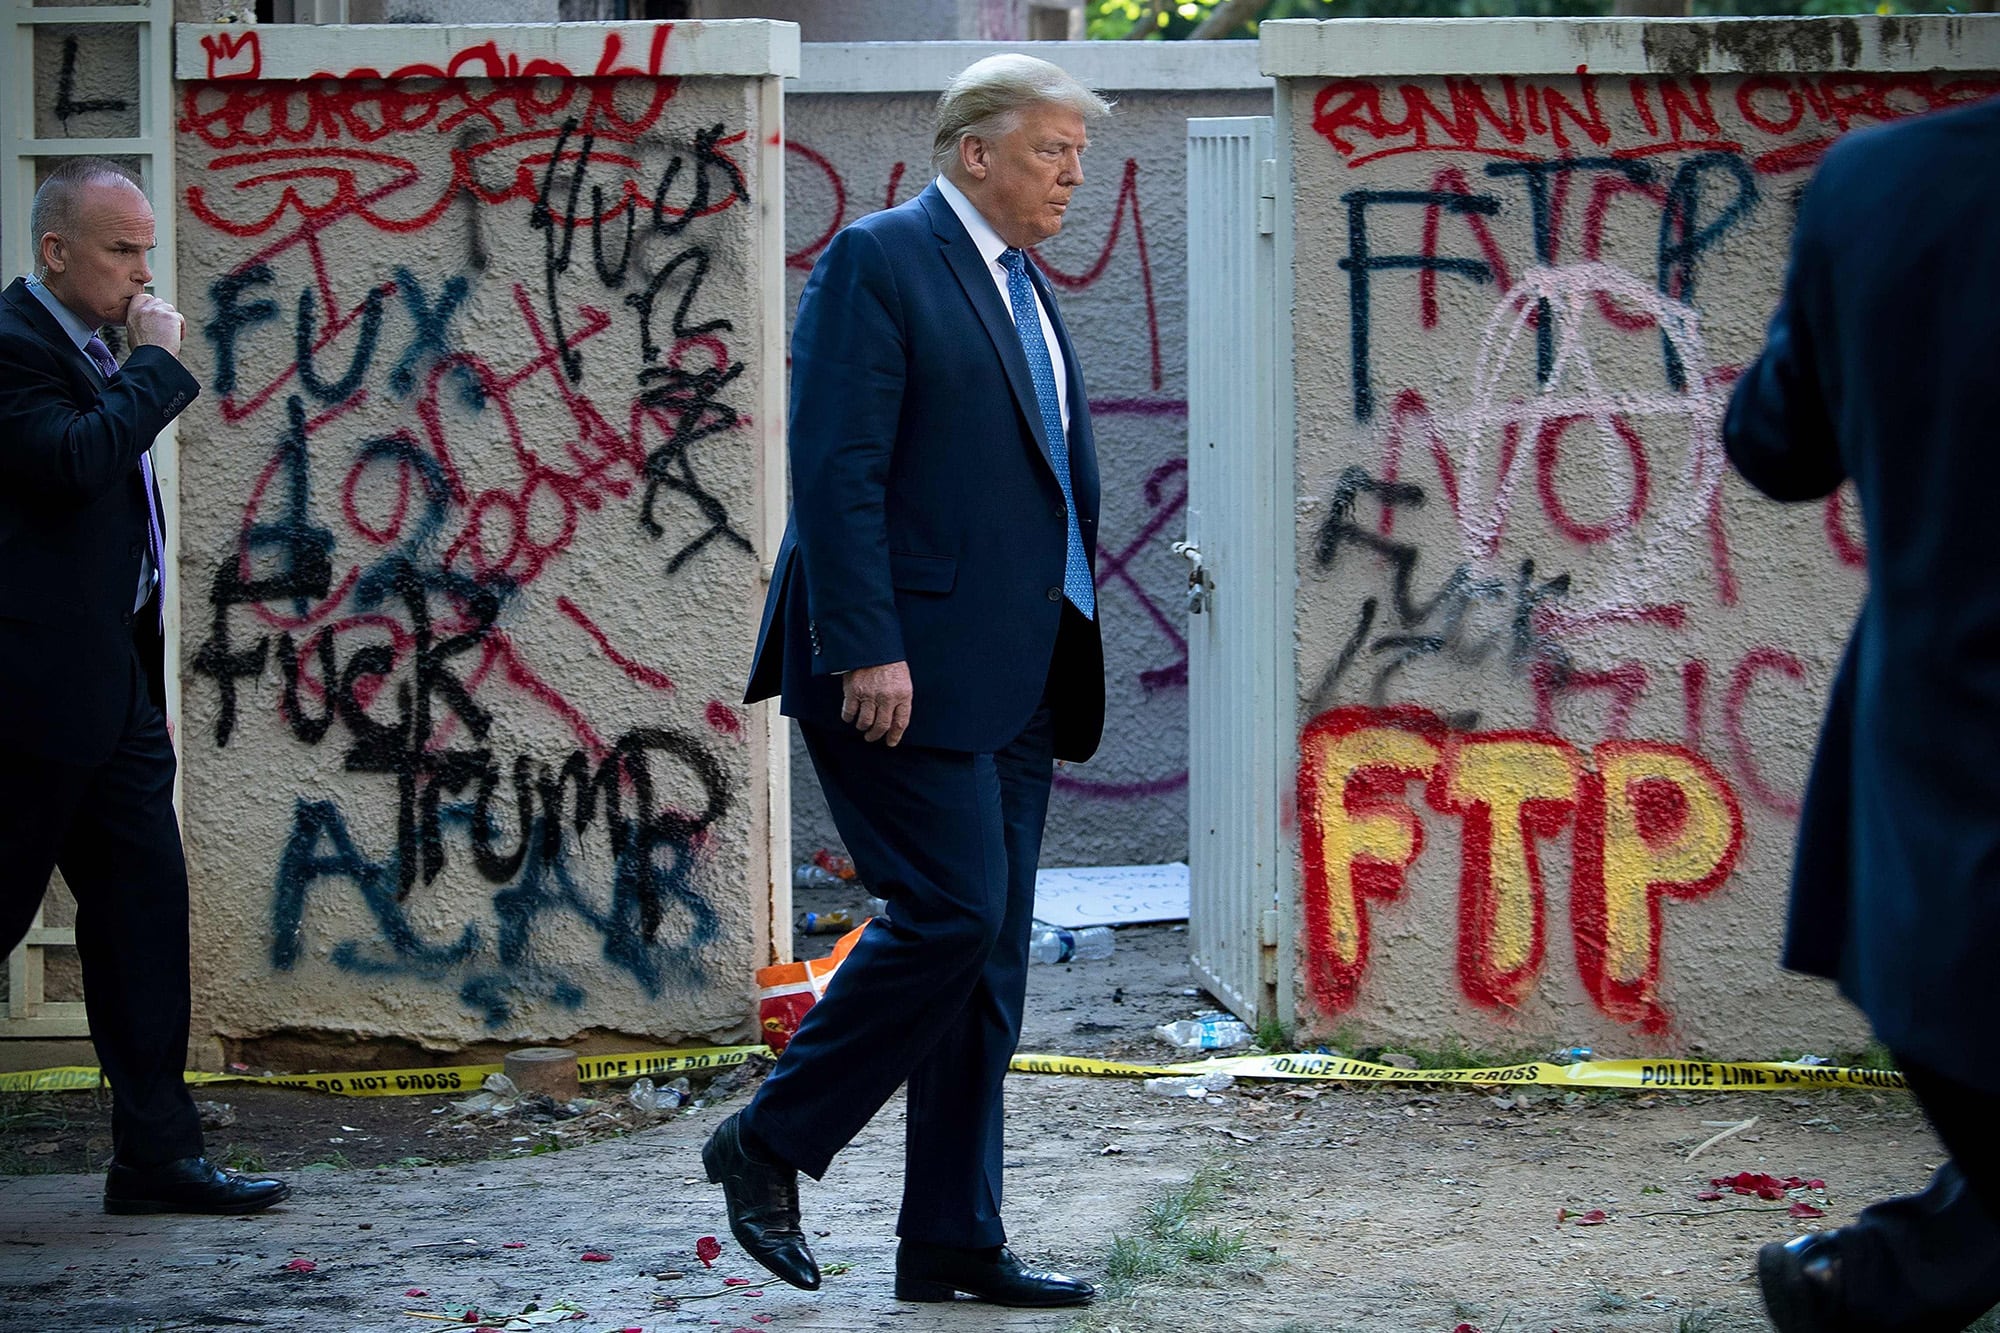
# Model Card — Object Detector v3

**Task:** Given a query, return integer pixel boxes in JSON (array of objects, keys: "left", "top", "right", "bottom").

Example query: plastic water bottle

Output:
[
  {"left": 628, "top": 1076, "right": 691, "bottom": 1113},
  {"left": 1027, "top": 923, "right": 1114, "bottom": 964},
  {"left": 794, "top": 863, "right": 845, "bottom": 892},
  {"left": 1144, "top": 1070, "right": 1235, "bottom": 1097},
  {"left": 1154, "top": 1012, "right": 1253, "bottom": 1050},
  {"left": 801, "top": 910, "right": 855, "bottom": 935}
]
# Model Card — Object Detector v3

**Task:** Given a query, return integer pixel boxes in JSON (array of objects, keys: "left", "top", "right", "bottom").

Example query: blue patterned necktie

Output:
[
  {"left": 998, "top": 248, "right": 1094, "bottom": 620},
  {"left": 87, "top": 334, "right": 164, "bottom": 630}
]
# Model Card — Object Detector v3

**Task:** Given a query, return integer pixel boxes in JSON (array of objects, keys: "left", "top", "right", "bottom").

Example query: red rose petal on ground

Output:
[
  {"left": 1790, "top": 1201, "right": 1826, "bottom": 1218},
  {"left": 281, "top": 1259, "right": 316, "bottom": 1272},
  {"left": 1572, "top": 1209, "right": 1609, "bottom": 1226},
  {"left": 1454, "top": 1324, "right": 1483, "bottom": 1333},
  {"left": 723, "top": 1276, "right": 753, "bottom": 1286},
  {"left": 580, "top": 1250, "right": 613, "bottom": 1262},
  {"left": 754, "top": 1317, "right": 774, "bottom": 1325},
  {"left": 696, "top": 1235, "right": 723, "bottom": 1267},
  {"left": 1695, "top": 1191, "right": 1724, "bottom": 1202},
  {"left": 503, "top": 1242, "right": 526, "bottom": 1249},
  {"left": 1807, "top": 1179, "right": 1826, "bottom": 1190},
  {"left": 405, "top": 1288, "right": 429, "bottom": 1297}
]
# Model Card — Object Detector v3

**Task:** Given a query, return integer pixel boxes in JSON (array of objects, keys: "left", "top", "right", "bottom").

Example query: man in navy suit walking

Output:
[
  {"left": 709, "top": 55, "right": 1109, "bottom": 1306},
  {"left": 1725, "top": 97, "right": 2000, "bottom": 1330},
  {"left": 0, "top": 158, "right": 287, "bottom": 1215}
]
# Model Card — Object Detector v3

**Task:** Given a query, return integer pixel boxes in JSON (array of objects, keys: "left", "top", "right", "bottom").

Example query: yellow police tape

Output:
[
  {"left": 0, "top": 1045, "right": 1903, "bottom": 1098},
  {"left": 0, "top": 1045, "right": 767, "bottom": 1098},
  {"left": 1010, "top": 1051, "right": 1906, "bottom": 1092}
]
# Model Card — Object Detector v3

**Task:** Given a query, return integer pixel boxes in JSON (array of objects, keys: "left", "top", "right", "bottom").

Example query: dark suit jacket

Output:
[
  {"left": 747, "top": 183, "right": 1105, "bottom": 761},
  {"left": 0, "top": 277, "right": 197, "bottom": 764},
  {"left": 1724, "top": 96, "right": 2000, "bottom": 1092}
]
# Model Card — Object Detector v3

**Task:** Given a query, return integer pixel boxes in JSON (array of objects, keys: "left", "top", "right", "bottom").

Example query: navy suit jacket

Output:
[
  {"left": 747, "top": 183, "right": 1105, "bottom": 761},
  {"left": 0, "top": 277, "right": 196, "bottom": 764},
  {"left": 1724, "top": 96, "right": 2000, "bottom": 1092}
]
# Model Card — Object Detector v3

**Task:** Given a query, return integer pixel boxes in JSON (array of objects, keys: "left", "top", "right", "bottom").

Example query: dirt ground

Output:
[{"left": 0, "top": 921, "right": 1969, "bottom": 1332}]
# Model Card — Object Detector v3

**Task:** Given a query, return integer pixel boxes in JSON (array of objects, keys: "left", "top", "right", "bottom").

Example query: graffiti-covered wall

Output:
[
  {"left": 786, "top": 44, "right": 1268, "bottom": 870},
  {"left": 1274, "top": 18, "right": 2000, "bottom": 1054},
  {"left": 172, "top": 21, "right": 794, "bottom": 1056}
]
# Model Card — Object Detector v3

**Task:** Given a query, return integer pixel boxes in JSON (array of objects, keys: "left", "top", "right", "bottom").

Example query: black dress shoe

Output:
[
  {"left": 701, "top": 1113, "right": 819, "bottom": 1291},
  {"left": 895, "top": 1239, "right": 1095, "bottom": 1307},
  {"left": 1758, "top": 1232, "right": 1850, "bottom": 1333},
  {"left": 104, "top": 1157, "right": 290, "bottom": 1216}
]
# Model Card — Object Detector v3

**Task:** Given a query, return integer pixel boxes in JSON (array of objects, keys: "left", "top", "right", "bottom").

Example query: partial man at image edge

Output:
[
  {"left": 714, "top": 55, "right": 1109, "bottom": 1307},
  {"left": 1724, "top": 96, "right": 2000, "bottom": 1332},
  {"left": 0, "top": 158, "right": 288, "bottom": 1216}
]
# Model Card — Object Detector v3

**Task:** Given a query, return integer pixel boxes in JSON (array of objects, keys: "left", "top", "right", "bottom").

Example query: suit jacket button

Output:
[{"left": 1046, "top": 587, "right": 1061, "bottom": 602}]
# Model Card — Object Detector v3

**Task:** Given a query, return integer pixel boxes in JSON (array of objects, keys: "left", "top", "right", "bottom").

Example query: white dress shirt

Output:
[
  {"left": 24, "top": 274, "right": 157, "bottom": 614},
  {"left": 935, "top": 174, "right": 1069, "bottom": 433}
]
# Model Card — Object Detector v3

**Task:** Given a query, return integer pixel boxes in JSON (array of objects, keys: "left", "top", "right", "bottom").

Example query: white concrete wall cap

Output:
[
  {"left": 1258, "top": 14, "right": 2000, "bottom": 78},
  {"left": 794, "top": 39, "right": 1267, "bottom": 94},
  {"left": 174, "top": 19, "right": 801, "bottom": 82}
]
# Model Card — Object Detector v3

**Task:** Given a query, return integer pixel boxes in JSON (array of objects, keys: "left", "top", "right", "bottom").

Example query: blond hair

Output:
[{"left": 932, "top": 54, "right": 1112, "bottom": 179}]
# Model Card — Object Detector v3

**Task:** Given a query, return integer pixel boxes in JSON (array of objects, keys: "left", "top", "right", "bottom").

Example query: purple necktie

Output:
[{"left": 87, "top": 334, "right": 164, "bottom": 631}]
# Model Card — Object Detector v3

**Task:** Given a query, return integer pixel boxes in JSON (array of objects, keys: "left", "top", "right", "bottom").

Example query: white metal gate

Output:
[
  {"left": 1, "top": 0, "right": 177, "bottom": 1040},
  {"left": 1184, "top": 116, "right": 1291, "bottom": 1031}
]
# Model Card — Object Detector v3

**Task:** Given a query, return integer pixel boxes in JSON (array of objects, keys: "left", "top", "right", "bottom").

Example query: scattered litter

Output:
[
  {"left": 1100, "top": 1143, "right": 1124, "bottom": 1155},
  {"left": 629, "top": 1076, "right": 692, "bottom": 1114},
  {"left": 1154, "top": 1012, "right": 1250, "bottom": 1051},
  {"left": 656, "top": 1270, "right": 687, "bottom": 1281},
  {"left": 24, "top": 1142, "right": 58, "bottom": 1156},
  {"left": 1377, "top": 1052, "right": 1420, "bottom": 1070},
  {"left": 695, "top": 1236, "right": 722, "bottom": 1268},
  {"left": 1028, "top": 921, "right": 1116, "bottom": 965},
  {"left": 821, "top": 1262, "right": 853, "bottom": 1276},
  {"left": 407, "top": 1300, "right": 587, "bottom": 1328},
  {"left": 1548, "top": 1046, "right": 1593, "bottom": 1066},
  {"left": 281, "top": 1258, "right": 317, "bottom": 1272},
  {"left": 409, "top": 1238, "right": 478, "bottom": 1250},
  {"left": 1687, "top": 1116, "right": 1759, "bottom": 1161},
  {"left": 450, "top": 1073, "right": 523, "bottom": 1117},
  {"left": 196, "top": 1100, "right": 237, "bottom": 1129},
  {"left": 1142, "top": 1070, "right": 1235, "bottom": 1098}
]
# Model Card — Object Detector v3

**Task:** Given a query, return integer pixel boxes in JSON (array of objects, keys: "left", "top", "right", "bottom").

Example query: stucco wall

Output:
[
  {"left": 171, "top": 21, "right": 794, "bottom": 1059},
  {"left": 785, "top": 43, "right": 1268, "bottom": 872},
  {"left": 1274, "top": 17, "right": 2000, "bottom": 1056}
]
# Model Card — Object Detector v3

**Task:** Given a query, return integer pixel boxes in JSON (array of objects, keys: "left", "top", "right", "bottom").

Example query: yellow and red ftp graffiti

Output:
[{"left": 1298, "top": 705, "right": 1742, "bottom": 1031}]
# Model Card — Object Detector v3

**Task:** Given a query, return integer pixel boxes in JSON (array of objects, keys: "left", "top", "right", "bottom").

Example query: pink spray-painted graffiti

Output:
[
  {"left": 181, "top": 31, "right": 762, "bottom": 1025},
  {"left": 1296, "top": 69, "right": 1998, "bottom": 1025}
]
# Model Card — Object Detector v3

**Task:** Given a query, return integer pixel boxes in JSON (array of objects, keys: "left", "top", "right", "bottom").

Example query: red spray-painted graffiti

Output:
[
  {"left": 1298, "top": 705, "right": 1743, "bottom": 1031},
  {"left": 184, "top": 53, "right": 762, "bottom": 1026}
]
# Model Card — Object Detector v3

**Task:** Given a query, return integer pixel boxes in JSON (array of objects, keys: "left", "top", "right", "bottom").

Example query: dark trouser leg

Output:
[
  {"left": 1832, "top": 1054, "right": 2000, "bottom": 1330},
  {"left": 56, "top": 674, "right": 202, "bottom": 1168},
  {"left": 897, "top": 703, "right": 1054, "bottom": 1248},
  {"left": 0, "top": 747, "right": 86, "bottom": 968},
  {"left": 742, "top": 724, "right": 1009, "bottom": 1180}
]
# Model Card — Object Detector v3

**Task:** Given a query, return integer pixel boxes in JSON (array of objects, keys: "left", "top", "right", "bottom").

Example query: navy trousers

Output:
[
  {"left": 0, "top": 637, "right": 202, "bottom": 1169},
  {"left": 740, "top": 697, "right": 1056, "bottom": 1249},
  {"left": 1830, "top": 1056, "right": 2000, "bottom": 1330}
]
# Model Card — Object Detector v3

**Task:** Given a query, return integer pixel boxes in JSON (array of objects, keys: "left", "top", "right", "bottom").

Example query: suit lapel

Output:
[
  {"left": 2, "top": 278, "right": 105, "bottom": 396},
  {"left": 920, "top": 186, "right": 1060, "bottom": 473}
]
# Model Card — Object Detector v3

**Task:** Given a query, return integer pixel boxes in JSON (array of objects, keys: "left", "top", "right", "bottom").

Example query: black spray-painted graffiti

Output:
[{"left": 188, "top": 94, "right": 758, "bottom": 1026}]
